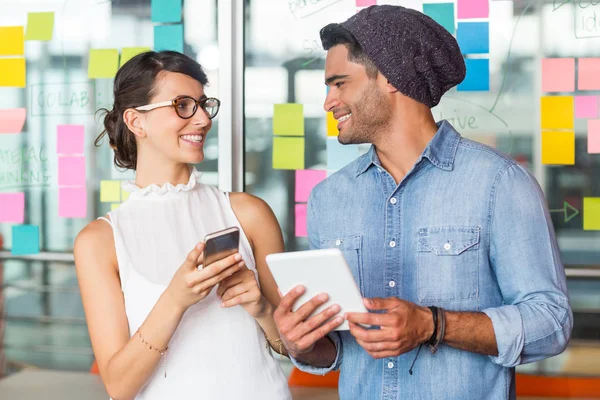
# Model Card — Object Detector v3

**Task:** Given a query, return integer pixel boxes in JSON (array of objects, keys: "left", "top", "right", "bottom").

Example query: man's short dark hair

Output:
[{"left": 320, "top": 23, "right": 378, "bottom": 79}]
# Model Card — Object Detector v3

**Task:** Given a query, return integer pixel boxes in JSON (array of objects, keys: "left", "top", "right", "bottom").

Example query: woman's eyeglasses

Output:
[{"left": 135, "top": 95, "right": 221, "bottom": 119}]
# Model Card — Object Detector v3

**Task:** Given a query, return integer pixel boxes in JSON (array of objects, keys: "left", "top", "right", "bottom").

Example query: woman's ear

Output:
[{"left": 123, "top": 109, "right": 146, "bottom": 138}]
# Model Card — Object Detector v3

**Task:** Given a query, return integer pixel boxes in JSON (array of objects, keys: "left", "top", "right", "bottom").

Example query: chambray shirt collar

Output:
[{"left": 355, "top": 120, "right": 461, "bottom": 177}]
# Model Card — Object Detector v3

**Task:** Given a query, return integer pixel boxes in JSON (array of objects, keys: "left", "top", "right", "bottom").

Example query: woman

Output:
[{"left": 74, "top": 51, "right": 292, "bottom": 400}]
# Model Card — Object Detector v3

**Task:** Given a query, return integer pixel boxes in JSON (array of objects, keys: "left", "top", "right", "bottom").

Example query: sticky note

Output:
[
  {"left": 457, "top": 0, "right": 489, "bottom": 19},
  {"left": 575, "top": 96, "right": 598, "bottom": 119},
  {"left": 57, "top": 125, "right": 85, "bottom": 154},
  {"left": 584, "top": 197, "right": 600, "bottom": 230},
  {"left": 0, "top": 58, "right": 26, "bottom": 87},
  {"left": 121, "top": 188, "right": 130, "bottom": 202},
  {"left": 541, "top": 96, "right": 574, "bottom": 130},
  {"left": 120, "top": 47, "right": 151, "bottom": 67},
  {"left": 541, "top": 131, "right": 575, "bottom": 165},
  {"left": 58, "top": 156, "right": 86, "bottom": 186},
  {"left": 0, "top": 192, "right": 25, "bottom": 223},
  {"left": 59, "top": 187, "right": 87, "bottom": 218},
  {"left": 0, "top": 108, "right": 26, "bottom": 134},
  {"left": 11, "top": 225, "right": 40, "bottom": 255},
  {"left": 88, "top": 49, "right": 119, "bottom": 79},
  {"left": 295, "top": 204, "right": 308, "bottom": 237},
  {"left": 0, "top": 26, "right": 24, "bottom": 55},
  {"left": 542, "top": 58, "right": 575, "bottom": 93},
  {"left": 423, "top": 3, "right": 455, "bottom": 34},
  {"left": 326, "top": 112, "right": 338, "bottom": 136},
  {"left": 295, "top": 170, "right": 327, "bottom": 202},
  {"left": 111, "top": 203, "right": 120, "bottom": 210},
  {"left": 457, "top": 59, "right": 489, "bottom": 92},
  {"left": 154, "top": 24, "right": 184, "bottom": 53},
  {"left": 457, "top": 22, "right": 489, "bottom": 54},
  {"left": 588, "top": 120, "right": 600, "bottom": 154},
  {"left": 578, "top": 58, "right": 600, "bottom": 91},
  {"left": 273, "top": 137, "right": 304, "bottom": 170},
  {"left": 327, "top": 138, "right": 359, "bottom": 172},
  {"left": 100, "top": 180, "right": 121, "bottom": 202},
  {"left": 273, "top": 104, "right": 304, "bottom": 136},
  {"left": 151, "top": 0, "right": 182, "bottom": 23},
  {"left": 25, "top": 12, "right": 54, "bottom": 41}
]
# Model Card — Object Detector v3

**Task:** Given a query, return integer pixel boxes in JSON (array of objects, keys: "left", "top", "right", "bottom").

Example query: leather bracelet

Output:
[{"left": 426, "top": 306, "right": 438, "bottom": 346}]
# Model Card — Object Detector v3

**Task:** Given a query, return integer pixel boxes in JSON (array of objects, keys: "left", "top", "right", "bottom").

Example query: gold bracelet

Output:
[
  {"left": 264, "top": 335, "right": 286, "bottom": 356},
  {"left": 136, "top": 330, "right": 169, "bottom": 378}
]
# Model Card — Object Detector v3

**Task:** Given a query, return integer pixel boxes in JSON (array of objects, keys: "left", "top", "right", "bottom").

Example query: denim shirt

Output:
[{"left": 291, "top": 121, "right": 572, "bottom": 400}]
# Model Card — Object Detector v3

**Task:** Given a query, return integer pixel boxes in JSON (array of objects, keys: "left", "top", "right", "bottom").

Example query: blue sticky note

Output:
[
  {"left": 151, "top": 0, "right": 182, "bottom": 23},
  {"left": 154, "top": 24, "right": 183, "bottom": 53},
  {"left": 327, "top": 138, "right": 359, "bottom": 172},
  {"left": 12, "top": 225, "right": 40, "bottom": 255},
  {"left": 458, "top": 59, "right": 490, "bottom": 91},
  {"left": 423, "top": 3, "right": 455, "bottom": 34},
  {"left": 457, "top": 22, "right": 489, "bottom": 54}
]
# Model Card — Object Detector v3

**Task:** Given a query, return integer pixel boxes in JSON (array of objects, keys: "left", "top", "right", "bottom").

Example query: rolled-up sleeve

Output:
[{"left": 483, "top": 164, "right": 572, "bottom": 367}]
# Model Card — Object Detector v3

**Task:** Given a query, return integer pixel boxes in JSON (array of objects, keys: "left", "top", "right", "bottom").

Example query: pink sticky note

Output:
[
  {"left": 57, "top": 125, "right": 85, "bottom": 154},
  {"left": 0, "top": 192, "right": 25, "bottom": 223},
  {"left": 588, "top": 120, "right": 600, "bottom": 154},
  {"left": 0, "top": 108, "right": 26, "bottom": 134},
  {"left": 295, "top": 170, "right": 327, "bottom": 203},
  {"left": 58, "top": 156, "right": 86, "bottom": 186},
  {"left": 542, "top": 58, "right": 575, "bottom": 93},
  {"left": 575, "top": 96, "right": 598, "bottom": 119},
  {"left": 295, "top": 203, "right": 307, "bottom": 237},
  {"left": 578, "top": 58, "right": 600, "bottom": 91},
  {"left": 356, "top": 0, "right": 376, "bottom": 6},
  {"left": 457, "top": 0, "right": 489, "bottom": 19},
  {"left": 59, "top": 187, "right": 87, "bottom": 218}
]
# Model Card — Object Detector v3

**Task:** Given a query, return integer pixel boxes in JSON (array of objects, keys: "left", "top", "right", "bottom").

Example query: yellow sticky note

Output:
[
  {"left": 88, "top": 49, "right": 120, "bottom": 79},
  {"left": 541, "top": 96, "right": 574, "bottom": 130},
  {"left": 541, "top": 131, "right": 575, "bottom": 165},
  {"left": 111, "top": 203, "right": 120, "bottom": 210},
  {"left": 326, "top": 112, "right": 338, "bottom": 136},
  {"left": 0, "top": 26, "right": 24, "bottom": 55},
  {"left": 584, "top": 197, "right": 600, "bottom": 230},
  {"left": 100, "top": 180, "right": 121, "bottom": 203},
  {"left": 0, "top": 58, "right": 26, "bottom": 87},
  {"left": 121, "top": 188, "right": 130, "bottom": 202},
  {"left": 273, "top": 137, "right": 304, "bottom": 170},
  {"left": 25, "top": 12, "right": 54, "bottom": 41},
  {"left": 273, "top": 104, "right": 304, "bottom": 136},
  {"left": 120, "top": 47, "right": 151, "bottom": 67}
]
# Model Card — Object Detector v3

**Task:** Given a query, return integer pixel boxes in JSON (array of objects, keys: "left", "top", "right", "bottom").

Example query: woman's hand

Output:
[
  {"left": 216, "top": 264, "right": 270, "bottom": 319},
  {"left": 164, "top": 242, "right": 245, "bottom": 313}
]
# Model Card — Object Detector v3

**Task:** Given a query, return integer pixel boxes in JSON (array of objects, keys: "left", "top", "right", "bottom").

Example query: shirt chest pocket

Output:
[
  {"left": 416, "top": 226, "right": 480, "bottom": 302},
  {"left": 320, "top": 234, "right": 364, "bottom": 296}
]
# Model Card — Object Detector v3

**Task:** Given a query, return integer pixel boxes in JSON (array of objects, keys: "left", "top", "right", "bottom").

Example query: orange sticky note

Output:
[
  {"left": 0, "top": 26, "right": 24, "bottom": 55},
  {"left": 542, "top": 131, "right": 575, "bottom": 165},
  {"left": 0, "top": 58, "right": 26, "bottom": 87}
]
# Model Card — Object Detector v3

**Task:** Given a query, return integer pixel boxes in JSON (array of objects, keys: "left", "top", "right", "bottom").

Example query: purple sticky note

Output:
[
  {"left": 295, "top": 203, "right": 307, "bottom": 237},
  {"left": 58, "top": 156, "right": 86, "bottom": 186},
  {"left": 57, "top": 125, "right": 85, "bottom": 154},
  {"left": 0, "top": 192, "right": 25, "bottom": 223},
  {"left": 59, "top": 187, "right": 87, "bottom": 218},
  {"left": 575, "top": 96, "right": 599, "bottom": 119},
  {"left": 588, "top": 120, "right": 600, "bottom": 154},
  {"left": 457, "top": 0, "right": 489, "bottom": 19},
  {"left": 356, "top": 0, "right": 376, "bottom": 6},
  {"left": 295, "top": 170, "right": 327, "bottom": 203}
]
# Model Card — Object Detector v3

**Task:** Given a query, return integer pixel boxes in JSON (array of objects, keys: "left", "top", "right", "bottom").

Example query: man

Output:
[{"left": 273, "top": 5, "right": 572, "bottom": 400}]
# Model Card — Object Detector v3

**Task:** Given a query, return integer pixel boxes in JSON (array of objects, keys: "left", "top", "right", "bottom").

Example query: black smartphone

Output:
[{"left": 202, "top": 227, "right": 240, "bottom": 268}]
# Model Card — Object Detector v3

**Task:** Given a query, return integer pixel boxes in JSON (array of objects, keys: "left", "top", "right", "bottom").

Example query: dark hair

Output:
[
  {"left": 320, "top": 23, "right": 378, "bottom": 79},
  {"left": 95, "top": 51, "right": 209, "bottom": 170}
]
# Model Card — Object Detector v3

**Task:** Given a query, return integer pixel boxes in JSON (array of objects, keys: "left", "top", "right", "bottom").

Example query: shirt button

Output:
[
  {"left": 390, "top": 198, "right": 397, "bottom": 205},
  {"left": 335, "top": 239, "right": 341, "bottom": 246},
  {"left": 389, "top": 241, "right": 396, "bottom": 248},
  {"left": 388, "top": 362, "right": 394, "bottom": 369},
  {"left": 444, "top": 243, "right": 452, "bottom": 250},
  {"left": 388, "top": 280, "right": 395, "bottom": 287}
]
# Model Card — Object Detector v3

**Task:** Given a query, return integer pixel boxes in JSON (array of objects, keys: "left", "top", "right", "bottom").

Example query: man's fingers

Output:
[
  {"left": 363, "top": 297, "right": 394, "bottom": 311},
  {"left": 275, "top": 285, "right": 306, "bottom": 315},
  {"left": 348, "top": 321, "right": 390, "bottom": 342},
  {"left": 298, "top": 304, "right": 342, "bottom": 336},
  {"left": 293, "top": 292, "right": 330, "bottom": 322},
  {"left": 345, "top": 311, "right": 389, "bottom": 327},
  {"left": 297, "top": 316, "right": 344, "bottom": 349}
]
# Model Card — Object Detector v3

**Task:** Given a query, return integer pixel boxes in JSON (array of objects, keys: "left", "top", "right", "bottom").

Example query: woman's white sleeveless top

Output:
[{"left": 100, "top": 168, "right": 291, "bottom": 400}]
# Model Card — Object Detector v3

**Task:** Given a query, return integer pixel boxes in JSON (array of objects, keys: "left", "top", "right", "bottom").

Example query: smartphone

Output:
[{"left": 202, "top": 227, "right": 240, "bottom": 268}]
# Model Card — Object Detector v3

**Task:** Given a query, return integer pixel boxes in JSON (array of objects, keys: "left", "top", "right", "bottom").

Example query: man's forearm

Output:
[
  {"left": 293, "top": 336, "right": 338, "bottom": 368},
  {"left": 443, "top": 311, "right": 498, "bottom": 356}
]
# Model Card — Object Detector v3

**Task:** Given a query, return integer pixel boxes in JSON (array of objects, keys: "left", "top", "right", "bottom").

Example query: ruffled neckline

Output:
[{"left": 121, "top": 167, "right": 202, "bottom": 197}]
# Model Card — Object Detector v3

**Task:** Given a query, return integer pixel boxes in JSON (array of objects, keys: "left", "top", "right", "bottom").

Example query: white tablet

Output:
[{"left": 266, "top": 248, "right": 368, "bottom": 331}]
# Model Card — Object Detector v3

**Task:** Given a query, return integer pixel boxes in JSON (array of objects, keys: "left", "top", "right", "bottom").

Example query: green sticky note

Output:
[
  {"left": 273, "top": 137, "right": 304, "bottom": 170},
  {"left": 583, "top": 197, "right": 600, "bottom": 231},
  {"left": 423, "top": 3, "right": 455, "bottom": 34},
  {"left": 12, "top": 225, "right": 40, "bottom": 255},
  {"left": 25, "top": 12, "right": 54, "bottom": 40},
  {"left": 88, "top": 49, "right": 120, "bottom": 79},
  {"left": 100, "top": 180, "right": 121, "bottom": 203},
  {"left": 273, "top": 104, "right": 304, "bottom": 136},
  {"left": 120, "top": 47, "right": 151, "bottom": 67}
]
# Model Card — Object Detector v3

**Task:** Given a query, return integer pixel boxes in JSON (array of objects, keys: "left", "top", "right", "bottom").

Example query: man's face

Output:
[{"left": 323, "top": 45, "right": 392, "bottom": 145}]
